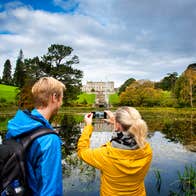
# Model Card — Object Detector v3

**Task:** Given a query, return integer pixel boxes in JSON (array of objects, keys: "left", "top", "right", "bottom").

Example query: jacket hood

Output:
[
  {"left": 105, "top": 142, "right": 152, "bottom": 175},
  {"left": 6, "top": 109, "right": 53, "bottom": 139}
]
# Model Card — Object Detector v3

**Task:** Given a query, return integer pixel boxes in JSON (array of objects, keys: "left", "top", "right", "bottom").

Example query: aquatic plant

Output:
[
  {"left": 169, "top": 164, "right": 196, "bottom": 195},
  {"left": 177, "top": 164, "right": 196, "bottom": 194},
  {"left": 153, "top": 168, "right": 162, "bottom": 192}
]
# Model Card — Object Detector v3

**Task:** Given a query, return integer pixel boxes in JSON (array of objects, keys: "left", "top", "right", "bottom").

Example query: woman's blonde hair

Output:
[
  {"left": 32, "top": 77, "right": 66, "bottom": 108},
  {"left": 115, "top": 106, "right": 148, "bottom": 148}
]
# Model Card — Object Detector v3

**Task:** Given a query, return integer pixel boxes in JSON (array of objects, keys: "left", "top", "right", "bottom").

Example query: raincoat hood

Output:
[{"left": 6, "top": 109, "right": 53, "bottom": 139}]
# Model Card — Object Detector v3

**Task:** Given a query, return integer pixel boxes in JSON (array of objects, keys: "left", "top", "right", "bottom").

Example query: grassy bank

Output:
[
  {"left": 1, "top": 84, "right": 195, "bottom": 114},
  {"left": 0, "top": 84, "right": 18, "bottom": 104},
  {"left": 76, "top": 93, "right": 96, "bottom": 104}
]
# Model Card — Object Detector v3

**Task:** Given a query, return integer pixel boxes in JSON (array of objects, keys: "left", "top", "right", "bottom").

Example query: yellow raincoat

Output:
[{"left": 77, "top": 125, "right": 153, "bottom": 196}]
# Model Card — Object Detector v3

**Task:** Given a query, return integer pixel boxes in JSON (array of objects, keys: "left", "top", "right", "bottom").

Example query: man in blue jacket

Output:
[{"left": 6, "top": 77, "right": 65, "bottom": 195}]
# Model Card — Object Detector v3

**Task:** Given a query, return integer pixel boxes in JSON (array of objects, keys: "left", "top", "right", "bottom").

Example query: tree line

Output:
[
  {"left": 0, "top": 44, "right": 83, "bottom": 108},
  {"left": 1, "top": 44, "right": 196, "bottom": 108},
  {"left": 119, "top": 64, "right": 196, "bottom": 107}
]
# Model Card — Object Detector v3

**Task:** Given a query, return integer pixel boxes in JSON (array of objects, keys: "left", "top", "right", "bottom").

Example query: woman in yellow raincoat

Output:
[{"left": 77, "top": 106, "right": 152, "bottom": 196}]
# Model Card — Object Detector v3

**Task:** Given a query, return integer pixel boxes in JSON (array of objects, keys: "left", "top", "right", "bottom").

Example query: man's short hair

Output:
[{"left": 32, "top": 77, "right": 66, "bottom": 108}]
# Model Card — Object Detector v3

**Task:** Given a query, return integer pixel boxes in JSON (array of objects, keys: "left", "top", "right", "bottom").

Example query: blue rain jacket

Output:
[{"left": 6, "top": 109, "right": 63, "bottom": 196}]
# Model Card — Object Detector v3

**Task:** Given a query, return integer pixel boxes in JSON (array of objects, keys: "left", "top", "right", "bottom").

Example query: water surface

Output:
[
  {"left": 0, "top": 109, "right": 195, "bottom": 195},
  {"left": 60, "top": 113, "right": 196, "bottom": 196}
]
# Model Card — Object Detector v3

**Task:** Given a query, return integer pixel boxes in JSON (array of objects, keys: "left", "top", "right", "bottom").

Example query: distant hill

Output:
[{"left": 0, "top": 84, "right": 19, "bottom": 103}]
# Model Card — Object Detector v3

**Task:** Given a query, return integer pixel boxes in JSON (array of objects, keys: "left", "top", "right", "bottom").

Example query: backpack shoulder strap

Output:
[{"left": 19, "top": 128, "right": 59, "bottom": 149}]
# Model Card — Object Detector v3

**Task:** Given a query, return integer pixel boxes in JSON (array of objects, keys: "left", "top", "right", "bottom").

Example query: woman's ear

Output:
[{"left": 115, "top": 122, "right": 123, "bottom": 131}]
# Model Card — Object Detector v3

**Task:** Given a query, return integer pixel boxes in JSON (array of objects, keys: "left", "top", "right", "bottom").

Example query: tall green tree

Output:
[
  {"left": 155, "top": 72, "right": 178, "bottom": 91},
  {"left": 13, "top": 49, "right": 25, "bottom": 87},
  {"left": 184, "top": 63, "right": 196, "bottom": 107},
  {"left": 18, "top": 44, "right": 83, "bottom": 108},
  {"left": 173, "top": 64, "right": 196, "bottom": 107},
  {"left": 24, "top": 57, "right": 46, "bottom": 79},
  {"left": 2, "top": 59, "right": 12, "bottom": 85},
  {"left": 42, "top": 44, "right": 82, "bottom": 103},
  {"left": 174, "top": 75, "right": 190, "bottom": 107},
  {"left": 118, "top": 78, "right": 136, "bottom": 95}
]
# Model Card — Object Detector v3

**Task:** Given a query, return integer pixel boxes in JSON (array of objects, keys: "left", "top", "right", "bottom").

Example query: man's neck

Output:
[{"left": 37, "top": 107, "right": 52, "bottom": 120}]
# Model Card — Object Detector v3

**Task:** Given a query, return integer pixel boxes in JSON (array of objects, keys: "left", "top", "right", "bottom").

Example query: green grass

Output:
[
  {"left": 76, "top": 93, "right": 96, "bottom": 104},
  {"left": 0, "top": 84, "right": 19, "bottom": 103},
  {"left": 76, "top": 93, "right": 120, "bottom": 105},
  {"left": 109, "top": 93, "right": 119, "bottom": 104}
]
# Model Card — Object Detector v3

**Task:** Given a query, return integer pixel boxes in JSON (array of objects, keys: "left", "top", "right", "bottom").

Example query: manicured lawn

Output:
[
  {"left": 0, "top": 84, "right": 19, "bottom": 103},
  {"left": 76, "top": 93, "right": 96, "bottom": 104},
  {"left": 109, "top": 93, "right": 119, "bottom": 104},
  {"left": 76, "top": 93, "right": 120, "bottom": 105}
]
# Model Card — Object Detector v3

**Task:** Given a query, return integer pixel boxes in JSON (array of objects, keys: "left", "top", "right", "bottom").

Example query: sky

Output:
[{"left": 0, "top": 0, "right": 196, "bottom": 87}]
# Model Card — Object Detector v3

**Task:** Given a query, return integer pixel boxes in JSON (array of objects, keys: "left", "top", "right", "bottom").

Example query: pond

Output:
[{"left": 0, "top": 108, "right": 196, "bottom": 195}]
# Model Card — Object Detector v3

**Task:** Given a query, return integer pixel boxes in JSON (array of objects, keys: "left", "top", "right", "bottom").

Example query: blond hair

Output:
[
  {"left": 32, "top": 77, "right": 66, "bottom": 108},
  {"left": 115, "top": 106, "right": 148, "bottom": 148}
]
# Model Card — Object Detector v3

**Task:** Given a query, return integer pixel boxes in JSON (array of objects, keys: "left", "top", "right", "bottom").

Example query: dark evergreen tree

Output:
[
  {"left": 155, "top": 72, "right": 178, "bottom": 91},
  {"left": 118, "top": 78, "right": 136, "bottom": 95},
  {"left": 42, "top": 44, "right": 83, "bottom": 104},
  {"left": 13, "top": 49, "right": 25, "bottom": 87},
  {"left": 2, "top": 59, "right": 12, "bottom": 85}
]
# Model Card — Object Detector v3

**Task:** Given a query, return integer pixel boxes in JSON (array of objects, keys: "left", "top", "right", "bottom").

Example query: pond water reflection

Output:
[
  {"left": 0, "top": 110, "right": 195, "bottom": 195},
  {"left": 55, "top": 112, "right": 196, "bottom": 196}
]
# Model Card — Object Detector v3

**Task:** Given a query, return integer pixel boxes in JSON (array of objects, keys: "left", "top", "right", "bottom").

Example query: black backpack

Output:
[{"left": 0, "top": 127, "right": 59, "bottom": 194}]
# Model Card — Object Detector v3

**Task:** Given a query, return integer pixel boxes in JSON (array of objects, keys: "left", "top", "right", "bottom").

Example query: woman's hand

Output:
[
  {"left": 104, "top": 110, "right": 115, "bottom": 124},
  {"left": 84, "top": 113, "right": 93, "bottom": 126}
]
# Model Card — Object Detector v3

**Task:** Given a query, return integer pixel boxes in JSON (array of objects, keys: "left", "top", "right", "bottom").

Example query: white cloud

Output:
[{"left": 0, "top": 0, "right": 196, "bottom": 87}]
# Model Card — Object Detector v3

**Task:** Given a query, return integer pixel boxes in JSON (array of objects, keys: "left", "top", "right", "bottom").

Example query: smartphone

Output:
[{"left": 92, "top": 111, "right": 107, "bottom": 119}]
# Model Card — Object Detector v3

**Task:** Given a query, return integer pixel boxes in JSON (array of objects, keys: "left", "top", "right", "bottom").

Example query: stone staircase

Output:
[{"left": 95, "top": 91, "right": 107, "bottom": 107}]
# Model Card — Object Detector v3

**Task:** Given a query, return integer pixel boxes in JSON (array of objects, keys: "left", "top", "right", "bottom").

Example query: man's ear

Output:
[{"left": 51, "top": 93, "right": 57, "bottom": 103}]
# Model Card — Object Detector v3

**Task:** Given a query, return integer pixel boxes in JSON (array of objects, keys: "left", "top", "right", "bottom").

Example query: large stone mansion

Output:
[{"left": 82, "top": 81, "right": 115, "bottom": 94}]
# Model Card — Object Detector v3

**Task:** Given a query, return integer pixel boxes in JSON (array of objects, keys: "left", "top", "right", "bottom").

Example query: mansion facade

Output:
[{"left": 82, "top": 81, "right": 115, "bottom": 94}]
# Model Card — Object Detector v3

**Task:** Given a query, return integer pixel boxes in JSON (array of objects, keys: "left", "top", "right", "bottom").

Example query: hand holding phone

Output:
[
  {"left": 84, "top": 113, "right": 93, "bottom": 125},
  {"left": 103, "top": 110, "right": 115, "bottom": 124}
]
